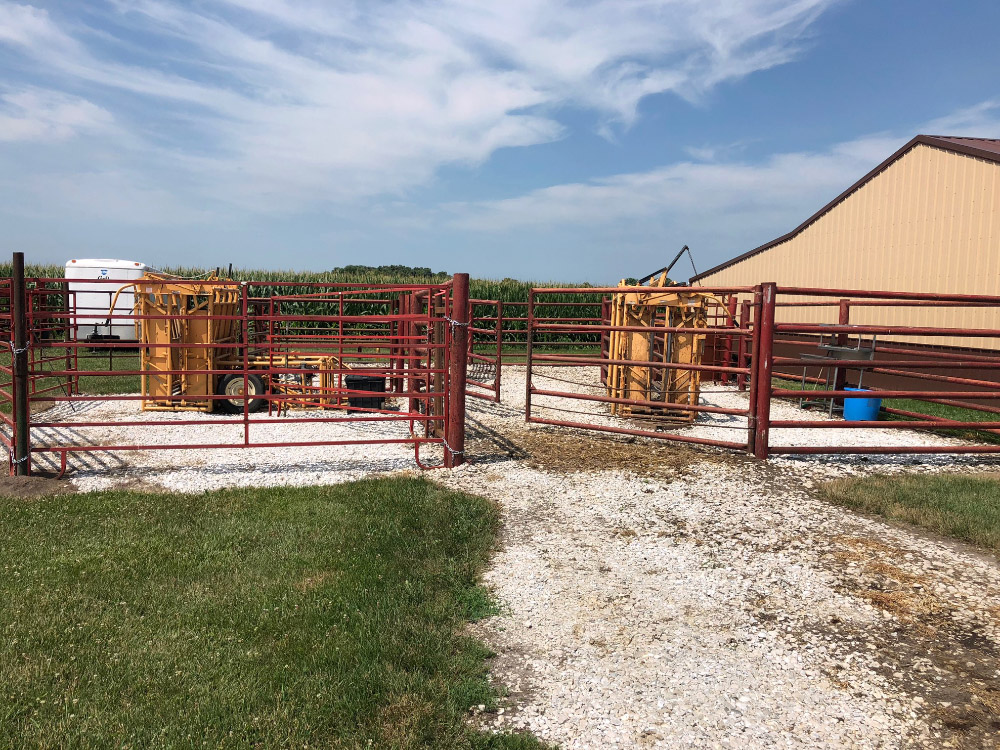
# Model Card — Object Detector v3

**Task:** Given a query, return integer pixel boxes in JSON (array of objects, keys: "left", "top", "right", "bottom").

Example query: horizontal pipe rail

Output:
[
  {"left": 775, "top": 324, "right": 1000, "bottom": 338},
  {"left": 532, "top": 353, "right": 749, "bottom": 374},
  {"left": 526, "top": 416, "right": 747, "bottom": 450},
  {"left": 771, "top": 445, "right": 1000, "bottom": 455},
  {"left": 772, "top": 357, "right": 1000, "bottom": 369},
  {"left": 777, "top": 286, "right": 1000, "bottom": 303},
  {"left": 769, "top": 419, "right": 1000, "bottom": 429},
  {"left": 531, "top": 286, "right": 755, "bottom": 295},
  {"left": 534, "top": 322, "right": 752, "bottom": 336},
  {"left": 773, "top": 388, "right": 1000, "bottom": 399},
  {"left": 530, "top": 387, "right": 747, "bottom": 416}
]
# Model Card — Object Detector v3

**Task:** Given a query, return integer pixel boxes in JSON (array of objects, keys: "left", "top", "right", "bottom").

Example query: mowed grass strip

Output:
[
  {"left": 0, "top": 478, "right": 545, "bottom": 749},
  {"left": 821, "top": 473, "right": 1000, "bottom": 552}
]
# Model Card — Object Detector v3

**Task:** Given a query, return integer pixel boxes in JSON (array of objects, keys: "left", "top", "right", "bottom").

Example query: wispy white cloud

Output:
[
  {"left": 0, "top": 88, "right": 113, "bottom": 141},
  {"left": 0, "top": 0, "right": 839, "bottom": 214},
  {"left": 447, "top": 134, "right": 903, "bottom": 233},
  {"left": 922, "top": 99, "right": 1000, "bottom": 136},
  {"left": 446, "top": 101, "right": 1000, "bottom": 245}
]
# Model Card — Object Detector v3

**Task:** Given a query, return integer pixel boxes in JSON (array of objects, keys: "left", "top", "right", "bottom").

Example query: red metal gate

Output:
[
  {"left": 523, "top": 285, "right": 756, "bottom": 452},
  {"left": 522, "top": 282, "right": 1000, "bottom": 461},
  {"left": 468, "top": 299, "right": 502, "bottom": 402},
  {"left": 3, "top": 255, "right": 470, "bottom": 476}
]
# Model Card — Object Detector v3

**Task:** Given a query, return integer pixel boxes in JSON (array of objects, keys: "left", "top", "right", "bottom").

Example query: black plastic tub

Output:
[{"left": 345, "top": 374, "right": 387, "bottom": 412}]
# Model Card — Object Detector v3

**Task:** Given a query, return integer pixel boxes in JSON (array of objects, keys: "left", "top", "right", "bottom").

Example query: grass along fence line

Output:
[{"left": 822, "top": 473, "right": 1000, "bottom": 553}]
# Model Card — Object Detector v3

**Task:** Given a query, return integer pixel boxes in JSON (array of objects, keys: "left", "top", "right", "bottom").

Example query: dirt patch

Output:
[
  {"left": 810, "top": 534, "right": 1000, "bottom": 747},
  {"left": 0, "top": 475, "right": 74, "bottom": 499},
  {"left": 513, "top": 427, "right": 742, "bottom": 477},
  {"left": 465, "top": 618, "right": 541, "bottom": 735}
]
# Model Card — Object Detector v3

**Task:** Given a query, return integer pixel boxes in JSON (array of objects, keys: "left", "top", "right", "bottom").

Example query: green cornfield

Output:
[{"left": 0, "top": 262, "right": 608, "bottom": 352}]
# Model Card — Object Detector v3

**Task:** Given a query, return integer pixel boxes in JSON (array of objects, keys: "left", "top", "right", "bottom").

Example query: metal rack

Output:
[{"left": 799, "top": 331, "right": 877, "bottom": 416}]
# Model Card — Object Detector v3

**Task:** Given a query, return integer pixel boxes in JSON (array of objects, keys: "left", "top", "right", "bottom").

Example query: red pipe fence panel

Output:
[
  {"left": 3, "top": 255, "right": 470, "bottom": 476},
  {"left": 5, "top": 255, "right": 1000, "bottom": 473}
]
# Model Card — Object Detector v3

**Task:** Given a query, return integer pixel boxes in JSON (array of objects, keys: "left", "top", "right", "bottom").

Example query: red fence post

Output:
[
  {"left": 446, "top": 273, "right": 469, "bottom": 467},
  {"left": 753, "top": 282, "right": 777, "bottom": 460},
  {"left": 11, "top": 252, "right": 30, "bottom": 475},
  {"left": 746, "top": 287, "right": 763, "bottom": 454}
]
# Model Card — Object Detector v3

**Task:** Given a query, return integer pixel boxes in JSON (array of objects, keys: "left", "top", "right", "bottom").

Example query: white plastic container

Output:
[{"left": 65, "top": 259, "right": 148, "bottom": 341}]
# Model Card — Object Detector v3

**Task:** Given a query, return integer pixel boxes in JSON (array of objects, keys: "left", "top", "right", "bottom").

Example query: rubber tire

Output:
[{"left": 216, "top": 373, "right": 267, "bottom": 414}]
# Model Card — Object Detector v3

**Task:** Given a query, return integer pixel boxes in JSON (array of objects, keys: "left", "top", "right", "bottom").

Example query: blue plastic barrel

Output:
[{"left": 843, "top": 387, "right": 881, "bottom": 421}]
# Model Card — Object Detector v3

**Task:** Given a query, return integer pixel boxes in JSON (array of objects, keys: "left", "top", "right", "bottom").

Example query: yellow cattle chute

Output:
[
  {"left": 110, "top": 272, "right": 349, "bottom": 412},
  {"left": 129, "top": 273, "right": 240, "bottom": 411},
  {"left": 606, "top": 272, "right": 728, "bottom": 422}
]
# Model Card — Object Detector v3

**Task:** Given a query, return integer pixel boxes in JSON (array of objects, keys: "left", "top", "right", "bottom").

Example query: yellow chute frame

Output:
[
  {"left": 112, "top": 273, "right": 348, "bottom": 412},
  {"left": 606, "top": 272, "right": 728, "bottom": 423}
]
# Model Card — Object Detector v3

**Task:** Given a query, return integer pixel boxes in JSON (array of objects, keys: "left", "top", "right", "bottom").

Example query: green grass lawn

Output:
[
  {"left": 821, "top": 473, "right": 1000, "bottom": 552},
  {"left": 1, "top": 347, "right": 140, "bottom": 414},
  {"left": 0, "top": 477, "right": 546, "bottom": 749}
]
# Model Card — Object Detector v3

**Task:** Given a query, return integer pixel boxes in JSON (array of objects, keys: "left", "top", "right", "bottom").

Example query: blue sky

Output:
[{"left": 1, "top": 1, "right": 998, "bottom": 282}]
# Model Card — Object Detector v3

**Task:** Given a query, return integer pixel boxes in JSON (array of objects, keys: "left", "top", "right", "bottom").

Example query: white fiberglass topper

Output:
[{"left": 65, "top": 258, "right": 148, "bottom": 341}]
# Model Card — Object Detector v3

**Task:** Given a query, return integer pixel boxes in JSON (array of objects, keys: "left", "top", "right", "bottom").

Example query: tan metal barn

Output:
[{"left": 692, "top": 135, "right": 1000, "bottom": 349}]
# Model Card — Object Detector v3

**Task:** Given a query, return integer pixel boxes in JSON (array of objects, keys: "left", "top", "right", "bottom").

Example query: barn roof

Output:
[{"left": 691, "top": 135, "right": 1000, "bottom": 282}]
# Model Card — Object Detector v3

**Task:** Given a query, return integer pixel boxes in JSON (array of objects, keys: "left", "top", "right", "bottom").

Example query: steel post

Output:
[
  {"left": 746, "top": 287, "right": 763, "bottom": 453},
  {"left": 445, "top": 273, "right": 469, "bottom": 467},
  {"left": 753, "top": 282, "right": 777, "bottom": 459},
  {"left": 832, "top": 298, "right": 850, "bottom": 407},
  {"left": 11, "top": 252, "right": 29, "bottom": 475},
  {"left": 495, "top": 300, "right": 503, "bottom": 402}
]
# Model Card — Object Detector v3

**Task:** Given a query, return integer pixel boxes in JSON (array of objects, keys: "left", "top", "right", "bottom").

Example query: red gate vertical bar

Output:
[
  {"left": 405, "top": 292, "right": 416, "bottom": 432},
  {"left": 753, "top": 282, "right": 777, "bottom": 459},
  {"left": 266, "top": 297, "right": 274, "bottom": 416},
  {"left": 61, "top": 281, "right": 73, "bottom": 396},
  {"left": 745, "top": 286, "right": 763, "bottom": 453},
  {"left": 600, "top": 296, "right": 610, "bottom": 385},
  {"left": 721, "top": 295, "right": 737, "bottom": 385},
  {"left": 495, "top": 300, "right": 503, "bottom": 402},
  {"left": 241, "top": 282, "right": 250, "bottom": 445},
  {"left": 446, "top": 273, "right": 469, "bottom": 467},
  {"left": 832, "top": 298, "right": 850, "bottom": 407},
  {"left": 391, "top": 296, "right": 402, "bottom": 393},
  {"left": 737, "top": 299, "right": 750, "bottom": 391},
  {"left": 11, "top": 252, "right": 30, "bottom": 475},
  {"left": 525, "top": 289, "right": 535, "bottom": 422}
]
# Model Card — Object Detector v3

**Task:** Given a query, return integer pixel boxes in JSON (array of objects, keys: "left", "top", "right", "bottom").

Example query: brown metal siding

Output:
[{"left": 698, "top": 144, "right": 1000, "bottom": 348}]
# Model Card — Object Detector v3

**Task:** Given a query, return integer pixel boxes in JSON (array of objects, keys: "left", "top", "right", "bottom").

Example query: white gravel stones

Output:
[
  {"left": 20, "top": 366, "right": 1000, "bottom": 747},
  {"left": 445, "top": 368, "right": 1000, "bottom": 748},
  {"left": 27, "top": 397, "right": 439, "bottom": 492},
  {"left": 526, "top": 365, "right": 981, "bottom": 477}
]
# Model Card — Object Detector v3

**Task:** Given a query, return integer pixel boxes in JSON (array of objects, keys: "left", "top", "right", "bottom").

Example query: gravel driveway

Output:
[
  {"left": 439, "top": 369, "right": 1000, "bottom": 749},
  {"left": 25, "top": 367, "right": 1000, "bottom": 747}
]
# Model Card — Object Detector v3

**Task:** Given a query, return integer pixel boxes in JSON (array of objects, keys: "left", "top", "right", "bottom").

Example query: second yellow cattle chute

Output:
[{"left": 606, "top": 272, "right": 729, "bottom": 423}]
